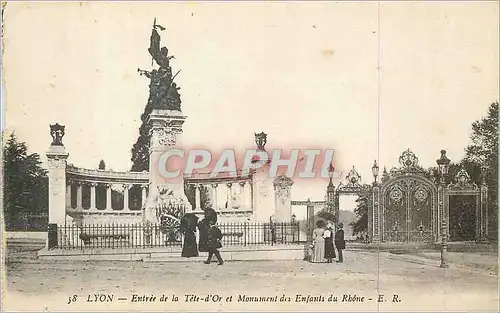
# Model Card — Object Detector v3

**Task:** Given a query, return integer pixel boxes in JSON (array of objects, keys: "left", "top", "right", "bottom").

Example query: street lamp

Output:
[
  {"left": 372, "top": 160, "right": 380, "bottom": 183},
  {"left": 436, "top": 149, "right": 450, "bottom": 268}
]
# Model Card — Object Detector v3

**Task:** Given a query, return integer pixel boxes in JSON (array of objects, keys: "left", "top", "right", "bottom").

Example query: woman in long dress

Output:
[
  {"left": 311, "top": 220, "right": 326, "bottom": 263},
  {"left": 324, "top": 222, "right": 336, "bottom": 263},
  {"left": 180, "top": 213, "right": 199, "bottom": 257}
]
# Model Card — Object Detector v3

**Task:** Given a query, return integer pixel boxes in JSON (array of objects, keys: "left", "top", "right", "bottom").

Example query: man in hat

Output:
[
  {"left": 334, "top": 222, "right": 346, "bottom": 263},
  {"left": 204, "top": 219, "right": 224, "bottom": 265}
]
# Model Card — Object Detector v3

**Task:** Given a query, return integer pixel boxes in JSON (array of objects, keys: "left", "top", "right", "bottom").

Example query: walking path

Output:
[{"left": 3, "top": 249, "right": 498, "bottom": 311}]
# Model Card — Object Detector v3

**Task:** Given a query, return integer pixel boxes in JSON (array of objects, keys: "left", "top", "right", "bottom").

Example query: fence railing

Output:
[{"left": 53, "top": 222, "right": 303, "bottom": 250}]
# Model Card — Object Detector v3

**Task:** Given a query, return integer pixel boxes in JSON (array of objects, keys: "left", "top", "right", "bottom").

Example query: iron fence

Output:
[{"left": 54, "top": 222, "right": 303, "bottom": 250}]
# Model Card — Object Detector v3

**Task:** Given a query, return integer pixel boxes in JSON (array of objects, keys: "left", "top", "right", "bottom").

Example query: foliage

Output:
[
  {"left": 464, "top": 101, "right": 498, "bottom": 238},
  {"left": 3, "top": 133, "right": 48, "bottom": 229},
  {"left": 350, "top": 195, "right": 368, "bottom": 236},
  {"left": 98, "top": 160, "right": 106, "bottom": 170}
]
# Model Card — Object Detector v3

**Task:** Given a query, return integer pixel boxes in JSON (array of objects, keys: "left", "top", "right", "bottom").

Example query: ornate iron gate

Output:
[
  {"left": 382, "top": 177, "right": 436, "bottom": 242},
  {"left": 379, "top": 150, "right": 437, "bottom": 243}
]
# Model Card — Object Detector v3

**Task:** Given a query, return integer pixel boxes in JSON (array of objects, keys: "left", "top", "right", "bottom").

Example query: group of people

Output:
[
  {"left": 179, "top": 208, "right": 224, "bottom": 265},
  {"left": 311, "top": 220, "right": 346, "bottom": 263}
]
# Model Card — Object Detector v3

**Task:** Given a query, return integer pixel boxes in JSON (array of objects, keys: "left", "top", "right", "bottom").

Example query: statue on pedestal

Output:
[{"left": 138, "top": 18, "right": 182, "bottom": 112}]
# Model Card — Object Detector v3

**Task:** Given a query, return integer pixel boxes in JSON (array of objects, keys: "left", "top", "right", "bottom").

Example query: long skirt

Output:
[
  {"left": 181, "top": 231, "right": 199, "bottom": 257},
  {"left": 325, "top": 238, "right": 336, "bottom": 259},
  {"left": 311, "top": 238, "right": 325, "bottom": 263}
]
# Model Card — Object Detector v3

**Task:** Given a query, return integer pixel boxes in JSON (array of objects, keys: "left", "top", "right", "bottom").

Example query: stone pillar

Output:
[
  {"left": 46, "top": 125, "right": 69, "bottom": 226},
  {"left": 146, "top": 109, "right": 189, "bottom": 223},
  {"left": 123, "top": 184, "right": 130, "bottom": 212},
  {"left": 239, "top": 182, "right": 246, "bottom": 209},
  {"left": 211, "top": 184, "right": 218, "bottom": 210},
  {"left": 226, "top": 183, "right": 233, "bottom": 209},
  {"left": 76, "top": 183, "right": 83, "bottom": 211},
  {"left": 66, "top": 181, "right": 72, "bottom": 211},
  {"left": 273, "top": 175, "right": 294, "bottom": 222},
  {"left": 141, "top": 185, "right": 148, "bottom": 207},
  {"left": 252, "top": 164, "right": 274, "bottom": 222},
  {"left": 106, "top": 184, "right": 112, "bottom": 211},
  {"left": 246, "top": 181, "right": 253, "bottom": 210},
  {"left": 90, "top": 183, "right": 97, "bottom": 212},
  {"left": 195, "top": 184, "right": 201, "bottom": 210},
  {"left": 371, "top": 184, "right": 381, "bottom": 243}
]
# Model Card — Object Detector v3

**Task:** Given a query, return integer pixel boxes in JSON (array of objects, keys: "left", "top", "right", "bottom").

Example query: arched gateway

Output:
[
  {"left": 377, "top": 150, "right": 438, "bottom": 243},
  {"left": 368, "top": 149, "right": 489, "bottom": 244}
]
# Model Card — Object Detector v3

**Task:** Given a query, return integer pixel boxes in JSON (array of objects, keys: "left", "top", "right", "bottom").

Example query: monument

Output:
[{"left": 139, "top": 19, "right": 190, "bottom": 228}]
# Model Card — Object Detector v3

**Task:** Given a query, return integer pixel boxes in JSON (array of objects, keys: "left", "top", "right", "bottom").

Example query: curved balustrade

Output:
[{"left": 65, "top": 165, "right": 149, "bottom": 217}]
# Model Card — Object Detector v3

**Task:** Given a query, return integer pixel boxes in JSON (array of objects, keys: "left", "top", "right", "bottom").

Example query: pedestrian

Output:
[
  {"left": 180, "top": 213, "right": 199, "bottom": 258},
  {"left": 334, "top": 222, "right": 346, "bottom": 263},
  {"left": 323, "top": 222, "right": 336, "bottom": 263},
  {"left": 204, "top": 219, "right": 224, "bottom": 265},
  {"left": 311, "top": 220, "right": 326, "bottom": 263},
  {"left": 198, "top": 208, "right": 217, "bottom": 253}
]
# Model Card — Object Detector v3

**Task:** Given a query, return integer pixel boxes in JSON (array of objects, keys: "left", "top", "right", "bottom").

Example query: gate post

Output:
[
  {"left": 371, "top": 184, "right": 381, "bottom": 243},
  {"left": 303, "top": 199, "right": 315, "bottom": 261},
  {"left": 479, "top": 165, "right": 489, "bottom": 243}
]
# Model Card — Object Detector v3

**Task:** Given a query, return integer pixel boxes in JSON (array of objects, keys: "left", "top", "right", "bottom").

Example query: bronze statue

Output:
[{"left": 138, "top": 19, "right": 182, "bottom": 111}]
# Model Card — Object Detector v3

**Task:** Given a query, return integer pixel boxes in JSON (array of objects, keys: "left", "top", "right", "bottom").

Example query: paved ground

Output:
[{"left": 3, "top": 245, "right": 498, "bottom": 312}]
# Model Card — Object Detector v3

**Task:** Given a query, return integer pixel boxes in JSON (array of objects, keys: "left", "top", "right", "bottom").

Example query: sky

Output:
[{"left": 2, "top": 2, "right": 499, "bottom": 202}]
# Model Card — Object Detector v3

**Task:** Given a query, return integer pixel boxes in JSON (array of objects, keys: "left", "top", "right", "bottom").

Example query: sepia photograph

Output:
[{"left": 1, "top": 1, "right": 498, "bottom": 311}]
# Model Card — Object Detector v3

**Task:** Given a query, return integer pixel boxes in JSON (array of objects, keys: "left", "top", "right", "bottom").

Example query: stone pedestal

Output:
[
  {"left": 144, "top": 109, "right": 190, "bottom": 224},
  {"left": 46, "top": 145, "right": 69, "bottom": 226},
  {"left": 252, "top": 164, "right": 275, "bottom": 223},
  {"left": 273, "top": 175, "right": 294, "bottom": 222}
]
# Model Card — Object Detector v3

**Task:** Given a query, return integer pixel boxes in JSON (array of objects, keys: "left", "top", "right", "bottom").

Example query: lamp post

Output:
[
  {"left": 436, "top": 150, "right": 450, "bottom": 268},
  {"left": 372, "top": 160, "right": 380, "bottom": 184}
]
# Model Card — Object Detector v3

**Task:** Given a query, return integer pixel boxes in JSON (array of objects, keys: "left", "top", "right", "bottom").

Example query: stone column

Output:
[
  {"left": 246, "top": 181, "right": 253, "bottom": 211},
  {"left": 106, "top": 184, "right": 112, "bottom": 211},
  {"left": 76, "top": 183, "right": 83, "bottom": 211},
  {"left": 123, "top": 184, "right": 130, "bottom": 212},
  {"left": 239, "top": 182, "right": 246, "bottom": 209},
  {"left": 195, "top": 184, "right": 201, "bottom": 210},
  {"left": 66, "top": 181, "right": 72, "bottom": 211},
  {"left": 90, "top": 183, "right": 97, "bottom": 212},
  {"left": 46, "top": 123, "right": 69, "bottom": 249},
  {"left": 141, "top": 184, "right": 148, "bottom": 207},
  {"left": 211, "top": 184, "right": 218, "bottom": 210},
  {"left": 46, "top": 132, "right": 69, "bottom": 225},
  {"left": 273, "top": 175, "right": 294, "bottom": 222},
  {"left": 226, "top": 183, "right": 233, "bottom": 209}
]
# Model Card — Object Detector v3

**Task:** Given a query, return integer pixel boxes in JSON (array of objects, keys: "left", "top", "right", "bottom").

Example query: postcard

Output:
[{"left": 1, "top": 1, "right": 498, "bottom": 312}]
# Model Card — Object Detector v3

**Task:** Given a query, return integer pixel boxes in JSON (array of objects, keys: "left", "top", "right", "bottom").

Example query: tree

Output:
[
  {"left": 98, "top": 160, "right": 106, "bottom": 170},
  {"left": 3, "top": 133, "right": 48, "bottom": 229},
  {"left": 350, "top": 195, "right": 368, "bottom": 237},
  {"left": 464, "top": 101, "right": 498, "bottom": 239}
]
